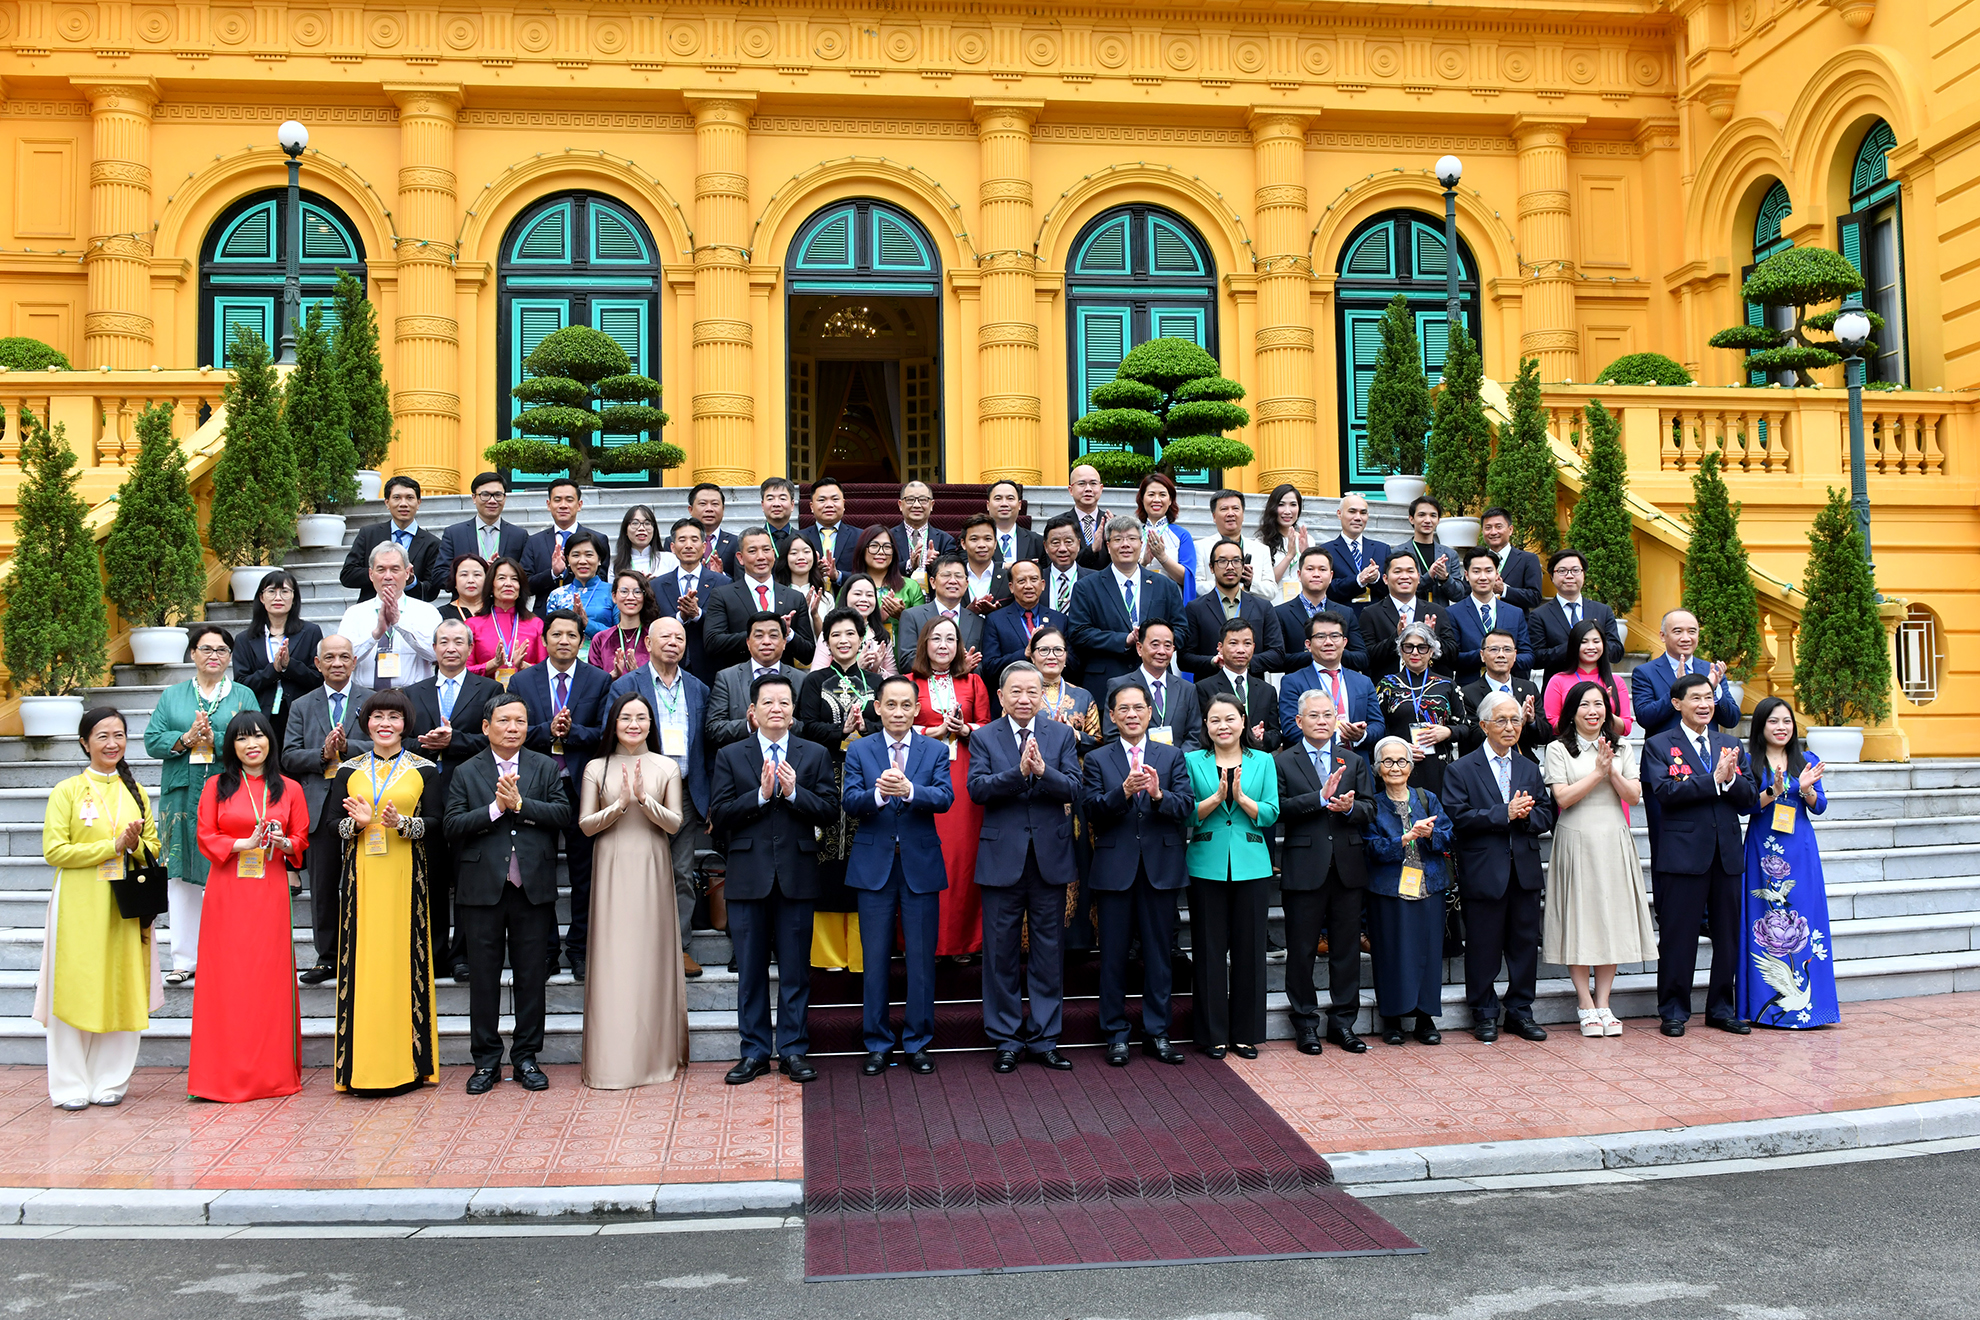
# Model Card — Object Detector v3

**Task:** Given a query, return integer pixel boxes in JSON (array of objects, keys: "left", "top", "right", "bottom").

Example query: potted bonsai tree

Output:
[
  {"left": 1563, "top": 398, "right": 1640, "bottom": 616},
  {"left": 1484, "top": 356, "right": 1561, "bottom": 558},
  {"left": 1681, "top": 444, "right": 1765, "bottom": 706},
  {"left": 1793, "top": 487, "right": 1891, "bottom": 763},
  {"left": 1069, "top": 336, "right": 1252, "bottom": 483},
  {"left": 1426, "top": 325, "right": 1492, "bottom": 545},
  {"left": 103, "top": 401, "right": 206, "bottom": 665},
  {"left": 2, "top": 414, "right": 108, "bottom": 735},
  {"left": 1365, "top": 295, "right": 1434, "bottom": 507},
  {"left": 288, "top": 303, "right": 358, "bottom": 548},
  {"left": 1707, "top": 247, "right": 1881, "bottom": 387},
  {"left": 332, "top": 269, "right": 394, "bottom": 500},
  {"left": 207, "top": 324, "right": 300, "bottom": 601},
  {"left": 485, "top": 324, "right": 679, "bottom": 484}
]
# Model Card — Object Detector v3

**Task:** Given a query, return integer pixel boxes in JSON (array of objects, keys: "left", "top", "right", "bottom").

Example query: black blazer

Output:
[
  {"left": 887, "top": 523, "right": 958, "bottom": 579},
  {"left": 1357, "top": 595, "right": 1459, "bottom": 679},
  {"left": 443, "top": 748, "right": 573, "bottom": 907},
  {"left": 1180, "top": 590, "right": 1283, "bottom": 680},
  {"left": 1440, "top": 746, "right": 1557, "bottom": 900},
  {"left": 510, "top": 660, "right": 612, "bottom": 785},
  {"left": 707, "top": 661, "right": 808, "bottom": 749},
  {"left": 232, "top": 621, "right": 325, "bottom": 718},
  {"left": 1079, "top": 738, "right": 1191, "bottom": 891},
  {"left": 1642, "top": 725, "right": 1758, "bottom": 874},
  {"left": 991, "top": 525, "right": 1046, "bottom": 572},
  {"left": 797, "top": 522, "right": 864, "bottom": 578},
  {"left": 437, "top": 518, "right": 530, "bottom": 587},
  {"left": 1458, "top": 676, "right": 1553, "bottom": 761},
  {"left": 707, "top": 735, "right": 838, "bottom": 901},
  {"left": 1066, "top": 567, "right": 1186, "bottom": 693},
  {"left": 1444, "top": 545, "right": 1543, "bottom": 612},
  {"left": 404, "top": 671, "right": 502, "bottom": 777},
  {"left": 1273, "top": 740, "right": 1377, "bottom": 888},
  {"left": 1529, "top": 596, "right": 1626, "bottom": 679},
  {"left": 342, "top": 522, "right": 446, "bottom": 602},
  {"left": 1276, "top": 598, "right": 1369, "bottom": 675},
  {"left": 521, "top": 523, "right": 613, "bottom": 612},
  {"left": 717, "top": 521, "right": 795, "bottom": 578},
  {"left": 651, "top": 565, "right": 732, "bottom": 687},
  {"left": 1194, "top": 672, "right": 1283, "bottom": 753},
  {"left": 702, "top": 578, "right": 818, "bottom": 673}
]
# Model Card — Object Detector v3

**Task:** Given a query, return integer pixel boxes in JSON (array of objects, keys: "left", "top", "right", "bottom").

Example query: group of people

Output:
[{"left": 34, "top": 466, "right": 1840, "bottom": 1110}]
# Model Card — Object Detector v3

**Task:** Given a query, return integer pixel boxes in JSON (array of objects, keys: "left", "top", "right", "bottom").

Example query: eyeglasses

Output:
[
  {"left": 1377, "top": 758, "right": 1413, "bottom": 768},
  {"left": 1484, "top": 715, "right": 1523, "bottom": 728},
  {"left": 193, "top": 646, "right": 231, "bottom": 657},
  {"left": 901, "top": 496, "right": 932, "bottom": 506},
  {"left": 1400, "top": 642, "right": 1431, "bottom": 654},
  {"left": 1031, "top": 645, "right": 1066, "bottom": 657}
]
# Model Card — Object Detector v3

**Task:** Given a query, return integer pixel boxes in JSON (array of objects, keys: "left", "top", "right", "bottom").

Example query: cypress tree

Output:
[
  {"left": 1425, "top": 324, "right": 1492, "bottom": 518},
  {"left": 1563, "top": 398, "right": 1639, "bottom": 616},
  {"left": 1793, "top": 488, "right": 1892, "bottom": 727},
  {"left": 207, "top": 324, "right": 299, "bottom": 567},
  {"left": 103, "top": 402, "right": 206, "bottom": 629},
  {"left": 1362, "top": 294, "right": 1433, "bottom": 476},
  {"left": 1680, "top": 445, "right": 1764, "bottom": 680},
  {"left": 331, "top": 269, "right": 395, "bottom": 471},
  {"left": 288, "top": 303, "right": 357, "bottom": 512},
  {"left": 1, "top": 415, "right": 108, "bottom": 695},
  {"left": 1485, "top": 357, "right": 1560, "bottom": 555}
]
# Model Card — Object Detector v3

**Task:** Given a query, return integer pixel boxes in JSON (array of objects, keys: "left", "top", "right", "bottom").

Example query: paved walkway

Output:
[{"left": 0, "top": 994, "right": 1973, "bottom": 1191}]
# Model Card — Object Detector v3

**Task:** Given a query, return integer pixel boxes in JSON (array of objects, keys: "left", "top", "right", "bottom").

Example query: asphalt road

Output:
[{"left": 8, "top": 1151, "right": 1979, "bottom": 1320}]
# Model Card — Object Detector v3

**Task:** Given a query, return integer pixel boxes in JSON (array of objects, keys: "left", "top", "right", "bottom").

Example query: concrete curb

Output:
[{"left": 1324, "top": 1097, "right": 1980, "bottom": 1185}]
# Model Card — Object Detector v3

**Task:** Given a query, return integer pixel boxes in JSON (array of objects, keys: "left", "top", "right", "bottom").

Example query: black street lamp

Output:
[
  {"left": 1435, "top": 155, "right": 1464, "bottom": 335},
  {"left": 276, "top": 119, "right": 309, "bottom": 365},
  {"left": 1833, "top": 300, "right": 1875, "bottom": 565}
]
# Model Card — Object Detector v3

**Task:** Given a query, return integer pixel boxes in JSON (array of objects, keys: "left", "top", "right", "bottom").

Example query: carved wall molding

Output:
[
  {"left": 1308, "top": 130, "right": 1517, "bottom": 154},
  {"left": 1034, "top": 123, "right": 1250, "bottom": 145},
  {"left": 153, "top": 103, "right": 399, "bottom": 123},
  {"left": 2, "top": 101, "right": 90, "bottom": 118},
  {"left": 1569, "top": 139, "right": 1641, "bottom": 156},
  {"left": 752, "top": 115, "right": 973, "bottom": 138},
  {"left": 456, "top": 108, "right": 692, "bottom": 131}
]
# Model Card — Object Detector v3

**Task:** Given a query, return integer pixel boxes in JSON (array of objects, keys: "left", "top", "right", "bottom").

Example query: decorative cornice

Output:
[
  {"left": 752, "top": 115, "right": 970, "bottom": 138},
  {"left": 1309, "top": 130, "right": 1516, "bottom": 155},
  {"left": 1036, "top": 123, "right": 1249, "bottom": 145},
  {"left": 153, "top": 103, "right": 399, "bottom": 124},
  {"left": 458, "top": 108, "right": 690, "bottom": 131}
]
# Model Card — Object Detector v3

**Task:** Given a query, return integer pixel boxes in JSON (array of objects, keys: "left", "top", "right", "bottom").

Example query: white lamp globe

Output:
[
  {"left": 1435, "top": 155, "right": 1464, "bottom": 188},
  {"left": 277, "top": 120, "right": 310, "bottom": 156},
  {"left": 1833, "top": 310, "right": 1872, "bottom": 351}
]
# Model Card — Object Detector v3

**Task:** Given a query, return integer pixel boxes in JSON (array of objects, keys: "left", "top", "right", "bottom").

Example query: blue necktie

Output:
[
  {"left": 1122, "top": 578, "right": 1137, "bottom": 625},
  {"left": 440, "top": 677, "right": 456, "bottom": 722},
  {"left": 329, "top": 691, "right": 345, "bottom": 729}
]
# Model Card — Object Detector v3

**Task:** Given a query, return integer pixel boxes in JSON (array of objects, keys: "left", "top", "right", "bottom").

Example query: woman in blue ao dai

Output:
[{"left": 1739, "top": 698, "right": 1839, "bottom": 1028}]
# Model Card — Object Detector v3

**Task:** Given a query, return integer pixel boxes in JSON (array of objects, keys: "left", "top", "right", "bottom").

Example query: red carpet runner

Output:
[{"left": 802, "top": 1053, "right": 1422, "bottom": 1280}]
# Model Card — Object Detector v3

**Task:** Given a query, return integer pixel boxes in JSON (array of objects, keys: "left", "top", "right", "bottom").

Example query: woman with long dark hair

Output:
[
  {"left": 776, "top": 535, "right": 833, "bottom": 650},
  {"left": 852, "top": 525, "right": 922, "bottom": 620},
  {"left": 832, "top": 573, "right": 897, "bottom": 677},
  {"left": 1258, "top": 482, "right": 1311, "bottom": 602},
  {"left": 614, "top": 504, "right": 667, "bottom": 579},
  {"left": 589, "top": 570, "right": 659, "bottom": 679},
  {"left": 1543, "top": 618, "right": 1635, "bottom": 734},
  {"left": 1739, "top": 697, "right": 1837, "bottom": 1029},
  {"left": 37, "top": 708, "right": 161, "bottom": 1109},
  {"left": 1134, "top": 471, "right": 1195, "bottom": 600},
  {"left": 467, "top": 554, "right": 545, "bottom": 682},
  {"left": 232, "top": 571, "right": 323, "bottom": 749},
  {"left": 911, "top": 617, "right": 989, "bottom": 958},
  {"left": 189, "top": 711, "right": 310, "bottom": 1101}
]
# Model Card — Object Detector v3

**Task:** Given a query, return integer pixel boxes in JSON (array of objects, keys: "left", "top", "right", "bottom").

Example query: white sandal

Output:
[
  {"left": 1598, "top": 1008, "right": 1623, "bottom": 1037},
  {"left": 1577, "top": 1008, "right": 1603, "bottom": 1037}
]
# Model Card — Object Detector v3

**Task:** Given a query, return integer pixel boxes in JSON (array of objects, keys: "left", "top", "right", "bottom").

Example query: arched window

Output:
[
  {"left": 1839, "top": 120, "right": 1907, "bottom": 384},
  {"left": 1334, "top": 209, "right": 1479, "bottom": 489},
  {"left": 1066, "top": 204, "right": 1220, "bottom": 484},
  {"left": 496, "top": 192, "right": 663, "bottom": 486},
  {"left": 198, "top": 189, "right": 366, "bottom": 366},
  {"left": 1745, "top": 180, "right": 1796, "bottom": 386}
]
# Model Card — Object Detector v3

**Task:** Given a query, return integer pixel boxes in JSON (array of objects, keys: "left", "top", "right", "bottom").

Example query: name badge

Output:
[
  {"left": 78, "top": 802, "right": 98, "bottom": 826},
  {"left": 1771, "top": 802, "right": 1798, "bottom": 834},
  {"left": 552, "top": 739, "right": 566, "bottom": 756},
  {"left": 660, "top": 726, "right": 687, "bottom": 757},
  {"left": 947, "top": 739, "right": 959, "bottom": 762},
  {"left": 365, "top": 826, "right": 390, "bottom": 856},
  {"left": 97, "top": 856, "right": 123, "bottom": 882},
  {"left": 374, "top": 651, "right": 403, "bottom": 679},
  {"left": 1149, "top": 727, "right": 1174, "bottom": 745},
  {"left": 189, "top": 745, "right": 213, "bottom": 765},
  {"left": 1354, "top": 587, "right": 1372, "bottom": 603},
  {"left": 1410, "top": 723, "right": 1433, "bottom": 748},
  {"left": 237, "top": 846, "right": 265, "bottom": 878},
  {"left": 1399, "top": 863, "right": 1426, "bottom": 899},
  {"left": 495, "top": 666, "right": 518, "bottom": 685}
]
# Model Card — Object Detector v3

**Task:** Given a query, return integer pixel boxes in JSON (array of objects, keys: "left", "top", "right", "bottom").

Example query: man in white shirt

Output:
[
  {"left": 799, "top": 475, "right": 853, "bottom": 583},
  {"left": 987, "top": 478, "right": 1043, "bottom": 569},
  {"left": 958, "top": 513, "right": 1004, "bottom": 606},
  {"left": 337, "top": 541, "right": 440, "bottom": 691},
  {"left": 1040, "top": 514, "right": 1087, "bottom": 615},
  {"left": 1196, "top": 489, "right": 1275, "bottom": 602},
  {"left": 1068, "top": 462, "right": 1111, "bottom": 570}
]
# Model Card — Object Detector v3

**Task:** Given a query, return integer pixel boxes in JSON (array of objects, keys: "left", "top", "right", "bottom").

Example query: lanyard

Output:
[
  {"left": 651, "top": 672, "right": 684, "bottom": 719},
  {"left": 834, "top": 665, "right": 870, "bottom": 703},
  {"left": 243, "top": 774, "right": 270, "bottom": 830},
  {"left": 194, "top": 677, "right": 229, "bottom": 720},
  {"left": 80, "top": 771, "right": 129, "bottom": 833},
  {"left": 494, "top": 610, "right": 519, "bottom": 659},
  {"left": 367, "top": 751, "right": 412, "bottom": 813},
  {"left": 1395, "top": 668, "right": 1435, "bottom": 719}
]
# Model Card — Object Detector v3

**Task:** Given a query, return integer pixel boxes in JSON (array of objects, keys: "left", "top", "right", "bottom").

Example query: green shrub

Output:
[
  {"left": 1072, "top": 337, "right": 1251, "bottom": 475},
  {"left": 1596, "top": 352, "right": 1693, "bottom": 387},
  {"left": 103, "top": 402, "right": 205, "bottom": 629},
  {"left": 331, "top": 270, "right": 395, "bottom": 471},
  {"left": 1362, "top": 295, "right": 1433, "bottom": 476},
  {"left": 2, "top": 415, "right": 107, "bottom": 695},
  {"left": 1707, "top": 247, "right": 1878, "bottom": 387},
  {"left": 1563, "top": 398, "right": 1639, "bottom": 615},
  {"left": 286, "top": 304, "right": 357, "bottom": 512},
  {"left": 1486, "top": 357, "right": 1560, "bottom": 556},
  {"left": 1426, "top": 325, "right": 1491, "bottom": 516},
  {"left": 1680, "top": 446, "right": 1764, "bottom": 680},
  {"left": 0, "top": 337, "right": 71, "bottom": 372},
  {"left": 207, "top": 325, "right": 298, "bottom": 568},
  {"left": 495, "top": 325, "right": 674, "bottom": 483},
  {"left": 1793, "top": 488, "right": 1892, "bottom": 727},
  {"left": 1083, "top": 450, "right": 1157, "bottom": 487}
]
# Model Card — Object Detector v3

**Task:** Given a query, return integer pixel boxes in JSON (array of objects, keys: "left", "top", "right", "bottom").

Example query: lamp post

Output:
[
  {"left": 1435, "top": 155, "right": 1464, "bottom": 336},
  {"left": 1833, "top": 300, "right": 1875, "bottom": 566},
  {"left": 276, "top": 119, "right": 309, "bottom": 365}
]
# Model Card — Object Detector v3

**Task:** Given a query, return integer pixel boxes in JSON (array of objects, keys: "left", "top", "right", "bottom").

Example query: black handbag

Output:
[{"left": 110, "top": 844, "right": 170, "bottom": 927}]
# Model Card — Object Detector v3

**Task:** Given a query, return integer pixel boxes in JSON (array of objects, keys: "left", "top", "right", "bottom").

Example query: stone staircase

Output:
[{"left": 0, "top": 486, "right": 1974, "bottom": 1065}]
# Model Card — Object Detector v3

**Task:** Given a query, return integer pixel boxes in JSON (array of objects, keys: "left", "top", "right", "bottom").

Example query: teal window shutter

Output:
[
  {"left": 513, "top": 203, "right": 572, "bottom": 263},
  {"left": 214, "top": 299, "right": 274, "bottom": 365}
]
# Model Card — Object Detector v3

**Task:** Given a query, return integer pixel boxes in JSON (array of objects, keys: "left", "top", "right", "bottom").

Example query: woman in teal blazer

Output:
[{"left": 1184, "top": 692, "right": 1281, "bottom": 1057}]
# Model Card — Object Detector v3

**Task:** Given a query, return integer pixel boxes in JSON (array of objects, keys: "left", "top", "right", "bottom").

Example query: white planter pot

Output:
[
  {"left": 129, "top": 626, "right": 191, "bottom": 666},
  {"left": 1382, "top": 475, "right": 1428, "bottom": 505},
  {"left": 1442, "top": 516, "right": 1482, "bottom": 549},
  {"left": 355, "top": 470, "right": 384, "bottom": 501},
  {"left": 230, "top": 566, "right": 276, "bottom": 603},
  {"left": 1725, "top": 679, "right": 1746, "bottom": 712},
  {"left": 296, "top": 512, "right": 348, "bottom": 549},
  {"left": 19, "top": 695, "right": 85, "bottom": 739},
  {"left": 1805, "top": 725, "right": 1865, "bottom": 764}
]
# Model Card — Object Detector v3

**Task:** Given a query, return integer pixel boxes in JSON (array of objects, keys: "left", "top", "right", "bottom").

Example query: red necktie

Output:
[
  {"left": 756, "top": 584, "right": 770, "bottom": 610},
  {"left": 1023, "top": 610, "right": 1035, "bottom": 635}
]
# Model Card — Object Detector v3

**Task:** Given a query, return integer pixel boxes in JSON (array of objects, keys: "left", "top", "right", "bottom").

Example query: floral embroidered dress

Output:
[{"left": 1738, "top": 760, "right": 1839, "bottom": 1028}]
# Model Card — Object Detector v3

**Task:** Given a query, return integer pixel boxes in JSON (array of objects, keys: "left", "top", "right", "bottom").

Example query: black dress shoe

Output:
[
  {"left": 465, "top": 1065, "right": 500, "bottom": 1095},
  {"left": 570, "top": 956, "right": 586, "bottom": 984},
  {"left": 907, "top": 1050, "right": 934, "bottom": 1074},
  {"left": 1295, "top": 1030, "right": 1323, "bottom": 1056},
  {"left": 725, "top": 1056, "right": 770, "bottom": 1085},
  {"left": 1229, "top": 1043, "right": 1259, "bottom": 1060},
  {"left": 992, "top": 1049, "right": 1022, "bottom": 1074},
  {"left": 298, "top": 963, "right": 333, "bottom": 985},
  {"left": 545, "top": 954, "right": 563, "bottom": 979},
  {"left": 780, "top": 1055, "right": 818, "bottom": 1083},
  {"left": 1472, "top": 1022, "right": 1500, "bottom": 1043},
  {"left": 1661, "top": 1019, "right": 1687, "bottom": 1037},
  {"left": 1144, "top": 1036, "right": 1185, "bottom": 1066},
  {"left": 451, "top": 961, "right": 471, "bottom": 984},
  {"left": 1201, "top": 1044, "right": 1228, "bottom": 1059},
  {"left": 513, "top": 1058, "right": 549, "bottom": 1091},
  {"left": 1035, "top": 1049, "right": 1074, "bottom": 1071},
  {"left": 1506, "top": 1018, "right": 1549, "bottom": 1042},
  {"left": 860, "top": 1051, "right": 889, "bottom": 1076},
  {"left": 1106, "top": 1043, "right": 1131, "bottom": 1067},
  {"left": 1381, "top": 1024, "right": 1407, "bottom": 1046},
  {"left": 1414, "top": 1021, "right": 1442, "bottom": 1045},
  {"left": 1709, "top": 1017, "right": 1753, "bottom": 1035},
  {"left": 1326, "top": 1027, "right": 1369, "bottom": 1054}
]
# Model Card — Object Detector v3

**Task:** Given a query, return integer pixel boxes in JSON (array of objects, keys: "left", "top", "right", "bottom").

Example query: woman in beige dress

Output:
[
  {"left": 1542, "top": 679, "right": 1658, "bottom": 1039},
  {"left": 578, "top": 691, "right": 687, "bottom": 1088}
]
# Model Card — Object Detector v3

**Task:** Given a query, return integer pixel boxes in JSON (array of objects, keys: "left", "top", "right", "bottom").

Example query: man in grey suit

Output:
[
  {"left": 706, "top": 612, "right": 807, "bottom": 749},
  {"left": 276, "top": 635, "right": 371, "bottom": 984},
  {"left": 895, "top": 555, "right": 983, "bottom": 671},
  {"left": 1099, "top": 620, "right": 1200, "bottom": 750}
]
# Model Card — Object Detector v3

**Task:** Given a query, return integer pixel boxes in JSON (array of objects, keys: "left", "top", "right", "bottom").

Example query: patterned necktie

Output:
[
  {"left": 553, "top": 671, "right": 569, "bottom": 714},
  {"left": 1483, "top": 600, "right": 1496, "bottom": 634},
  {"left": 1122, "top": 578, "right": 1137, "bottom": 625},
  {"left": 891, "top": 740, "right": 906, "bottom": 772},
  {"left": 1494, "top": 755, "right": 1511, "bottom": 802},
  {"left": 1310, "top": 746, "right": 1329, "bottom": 783},
  {"left": 1056, "top": 572, "right": 1072, "bottom": 611},
  {"left": 823, "top": 527, "right": 836, "bottom": 559},
  {"left": 440, "top": 677, "right": 456, "bottom": 722},
  {"left": 1149, "top": 680, "right": 1165, "bottom": 723},
  {"left": 1568, "top": 601, "right": 1582, "bottom": 628},
  {"left": 1697, "top": 734, "right": 1711, "bottom": 768},
  {"left": 1001, "top": 533, "right": 1014, "bottom": 561},
  {"left": 1129, "top": 743, "right": 1143, "bottom": 777},
  {"left": 1328, "top": 669, "right": 1345, "bottom": 721}
]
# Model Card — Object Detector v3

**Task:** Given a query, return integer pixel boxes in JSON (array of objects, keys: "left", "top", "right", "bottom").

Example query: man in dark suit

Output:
[
  {"left": 1067, "top": 517, "right": 1186, "bottom": 694},
  {"left": 443, "top": 692, "right": 573, "bottom": 1094},
  {"left": 1446, "top": 507, "right": 1543, "bottom": 611},
  {"left": 520, "top": 478, "right": 612, "bottom": 613},
  {"left": 703, "top": 527, "right": 816, "bottom": 673},
  {"left": 1644, "top": 672, "right": 1759, "bottom": 1036},
  {"left": 1530, "top": 549, "right": 1625, "bottom": 679},
  {"left": 967, "top": 661, "right": 1082, "bottom": 1073},
  {"left": 797, "top": 475, "right": 862, "bottom": 584},
  {"left": 437, "top": 471, "right": 529, "bottom": 589},
  {"left": 708, "top": 673, "right": 838, "bottom": 1084},
  {"left": 896, "top": 556, "right": 984, "bottom": 672},
  {"left": 841, "top": 675, "right": 954, "bottom": 1075},
  {"left": 1319, "top": 492, "right": 1390, "bottom": 617},
  {"left": 1181, "top": 538, "right": 1282, "bottom": 679},
  {"left": 1630, "top": 608, "right": 1741, "bottom": 742},
  {"left": 981, "top": 560, "right": 1067, "bottom": 694},
  {"left": 405, "top": 619, "right": 501, "bottom": 982},
  {"left": 1359, "top": 552, "right": 1459, "bottom": 678},
  {"left": 987, "top": 478, "right": 1045, "bottom": 571},
  {"left": 705, "top": 614, "right": 808, "bottom": 749},
  {"left": 341, "top": 475, "right": 445, "bottom": 603},
  {"left": 1066, "top": 463, "right": 1112, "bottom": 570},
  {"left": 1459, "top": 630, "right": 1553, "bottom": 761},
  {"left": 1449, "top": 548, "right": 1534, "bottom": 685},
  {"left": 1194, "top": 619, "right": 1281, "bottom": 753},
  {"left": 685, "top": 482, "right": 741, "bottom": 578},
  {"left": 509, "top": 611, "right": 610, "bottom": 980},
  {"left": 1441, "top": 692, "right": 1558, "bottom": 1042},
  {"left": 753, "top": 476, "right": 800, "bottom": 557},
  {"left": 1277, "top": 548, "right": 1368, "bottom": 675},
  {"left": 887, "top": 480, "right": 957, "bottom": 583},
  {"left": 1039, "top": 512, "right": 1095, "bottom": 617},
  {"left": 1278, "top": 612, "right": 1384, "bottom": 753},
  {"left": 1275, "top": 687, "right": 1379, "bottom": 1054},
  {"left": 277, "top": 634, "right": 371, "bottom": 984},
  {"left": 1081, "top": 682, "right": 1191, "bottom": 1066},
  {"left": 1100, "top": 621, "right": 1200, "bottom": 749},
  {"left": 650, "top": 519, "right": 732, "bottom": 688}
]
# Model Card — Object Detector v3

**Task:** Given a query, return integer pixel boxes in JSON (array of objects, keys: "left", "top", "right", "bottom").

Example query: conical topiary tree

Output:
[
  {"left": 1486, "top": 356, "right": 1561, "bottom": 556},
  {"left": 1681, "top": 445, "right": 1764, "bottom": 680},
  {"left": 1, "top": 415, "right": 107, "bottom": 695},
  {"left": 1426, "top": 324, "right": 1492, "bottom": 517},
  {"left": 331, "top": 269, "right": 394, "bottom": 471},
  {"left": 1363, "top": 294, "right": 1434, "bottom": 477},
  {"left": 1564, "top": 398, "right": 1639, "bottom": 615},
  {"left": 486, "top": 324, "right": 679, "bottom": 484},
  {"left": 1071, "top": 337, "right": 1252, "bottom": 474},
  {"left": 1707, "top": 247, "right": 1883, "bottom": 388},
  {"left": 1793, "top": 487, "right": 1892, "bottom": 728},
  {"left": 103, "top": 402, "right": 205, "bottom": 630},
  {"left": 207, "top": 324, "right": 299, "bottom": 568},
  {"left": 287, "top": 303, "right": 356, "bottom": 513}
]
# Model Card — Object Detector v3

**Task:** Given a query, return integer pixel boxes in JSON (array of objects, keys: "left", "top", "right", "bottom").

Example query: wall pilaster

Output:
[
  {"left": 973, "top": 100, "right": 1045, "bottom": 486},
  {"left": 1249, "top": 108, "right": 1321, "bottom": 494},
  {"left": 72, "top": 77, "right": 159, "bottom": 370},
  {"left": 384, "top": 82, "right": 463, "bottom": 492},
  {"left": 685, "top": 92, "right": 756, "bottom": 485},
  {"left": 1512, "top": 113, "right": 1586, "bottom": 381}
]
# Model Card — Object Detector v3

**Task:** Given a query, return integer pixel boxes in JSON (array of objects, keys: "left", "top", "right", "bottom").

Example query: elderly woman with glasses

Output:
[
  {"left": 1373, "top": 622, "right": 1470, "bottom": 798},
  {"left": 1363, "top": 734, "right": 1454, "bottom": 1045}
]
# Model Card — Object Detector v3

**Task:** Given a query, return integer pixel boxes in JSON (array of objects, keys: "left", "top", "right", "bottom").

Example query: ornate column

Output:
[
  {"left": 973, "top": 100, "right": 1044, "bottom": 486},
  {"left": 1248, "top": 108, "right": 1321, "bottom": 494},
  {"left": 685, "top": 92, "right": 756, "bottom": 484},
  {"left": 384, "top": 83, "right": 464, "bottom": 492},
  {"left": 72, "top": 78, "right": 159, "bottom": 369},
  {"left": 1511, "top": 113, "right": 1585, "bottom": 382}
]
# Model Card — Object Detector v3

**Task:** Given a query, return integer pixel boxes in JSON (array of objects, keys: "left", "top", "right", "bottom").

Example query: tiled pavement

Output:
[{"left": 0, "top": 993, "right": 1974, "bottom": 1189}]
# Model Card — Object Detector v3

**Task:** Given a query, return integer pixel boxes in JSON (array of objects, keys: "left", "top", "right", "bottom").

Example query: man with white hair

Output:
[{"left": 336, "top": 539, "right": 441, "bottom": 690}]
